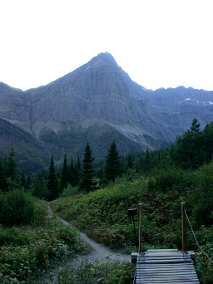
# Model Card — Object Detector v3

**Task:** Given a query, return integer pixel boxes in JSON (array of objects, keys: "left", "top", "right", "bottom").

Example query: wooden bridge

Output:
[
  {"left": 129, "top": 202, "right": 206, "bottom": 284},
  {"left": 134, "top": 249, "right": 199, "bottom": 283}
]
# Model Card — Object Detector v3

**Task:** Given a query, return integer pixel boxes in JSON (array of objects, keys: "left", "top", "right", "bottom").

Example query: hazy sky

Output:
[{"left": 0, "top": 0, "right": 213, "bottom": 90}]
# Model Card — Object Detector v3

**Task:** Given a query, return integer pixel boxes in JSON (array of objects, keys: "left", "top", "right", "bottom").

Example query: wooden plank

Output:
[{"left": 134, "top": 249, "right": 200, "bottom": 284}]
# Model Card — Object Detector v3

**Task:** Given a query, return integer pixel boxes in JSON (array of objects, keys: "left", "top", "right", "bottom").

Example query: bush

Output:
[
  {"left": 61, "top": 185, "right": 80, "bottom": 197},
  {"left": 0, "top": 218, "right": 84, "bottom": 282},
  {"left": 58, "top": 262, "right": 133, "bottom": 284},
  {"left": 189, "top": 163, "right": 213, "bottom": 227},
  {"left": 147, "top": 168, "right": 193, "bottom": 193},
  {"left": 0, "top": 191, "right": 35, "bottom": 226}
]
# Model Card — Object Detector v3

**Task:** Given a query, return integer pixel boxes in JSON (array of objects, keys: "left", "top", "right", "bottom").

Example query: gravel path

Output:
[{"left": 39, "top": 206, "right": 130, "bottom": 283}]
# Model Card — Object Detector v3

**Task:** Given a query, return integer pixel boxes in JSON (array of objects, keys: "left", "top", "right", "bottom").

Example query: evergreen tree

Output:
[
  {"left": 0, "top": 160, "right": 6, "bottom": 192},
  {"left": 75, "top": 156, "right": 81, "bottom": 185},
  {"left": 203, "top": 122, "right": 213, "bottom": 162},
  {"left": 47, "top": 156, "right": 58, "bottom": 200},
  {"left": 61, "top": 154, "right": 68, "bottom": 191},
  {"left": 80, "top": 144, "right": 95, "bottom": 192},
  {"left": 68, "top": 157, "right": 76, "bottom": 186},
  {"left": 7, "top": 149, "right": 16, "bottom": 180},
  {"left": 172, "top": 118, "right": 204, "bottom": 169},
  {"left": 25, "top": 176, "right": 32, "bottom": 191},
  {"left": 20, "top": 174, "right": 26, "bottom": 188},
  {"left": 127, "top": 154, "right": 134, "bottom": 169},
  {"left": 32, "top": 174, "right": 48, "bottom": 199},
  {"left": 190, "top": 118, "right": 200, "bottom": 133},
  {"left": 105, "top": 141, "right": 120, "bottom": 182}
]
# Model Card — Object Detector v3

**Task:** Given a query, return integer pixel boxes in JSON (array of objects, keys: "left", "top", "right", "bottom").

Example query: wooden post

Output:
[
  {"left": 181, "top": 202, "right": 187, "bottom": 252},
  {"left": 138, "top": 202, "right": 143, "bottom": 253}
]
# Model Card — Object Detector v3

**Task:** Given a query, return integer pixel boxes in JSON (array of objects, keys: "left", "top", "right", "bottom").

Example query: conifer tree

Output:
[
  {"left": 75, "top": 156, "right": 81, "bottom": 185},
  {"left": 20, "top": 174, "right": 26, "bottom": 188},
  {"left": 47, "top": 156, "right": 58, "bottom": 200},
  {"left": 203, "top": 122, "right": 213, "bottom": 162},
  {"left": 80, "top": 143, "right": 95, "bottom": 192},
  {"left": 7, "top": 148, "right": 16, "bottom": 180},
  {"left": 68, "top": 157, "right": 76, "bottom": 186},
  {"left": 61, "top": 154, "right": 68, "bottom": 191},
  {"left": 127, "top": 154, "right": 134, "bottom": 169},
  {"left": 172, "top": 118, "right": 204, "bottom": 169},
  {"left": 0, "top": 160, "right": 5, "bottom": 192},
  {"left": 190, "top": 118, "right": 200, "bottom": 133},
  {"left": 105, "top": 141, "right": 120, "bottom": 182},
  {"left": 32, "top": 174, "right": 48, "bottom": 199}
]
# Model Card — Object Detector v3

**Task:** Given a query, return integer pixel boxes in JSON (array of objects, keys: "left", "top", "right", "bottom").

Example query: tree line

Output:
[
  {"left": 0, "top": 141, "right": 122, "bottom": 201},
  {"left": 1, "top": 118, "right": 213, "bottom": 200}
]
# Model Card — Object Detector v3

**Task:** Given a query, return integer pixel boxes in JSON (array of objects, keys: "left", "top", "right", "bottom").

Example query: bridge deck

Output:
[{"left": 134, "top": 249, "right": 200, "bottom": 284}]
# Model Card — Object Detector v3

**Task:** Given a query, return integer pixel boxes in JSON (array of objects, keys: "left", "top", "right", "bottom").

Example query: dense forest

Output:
[{"left": 0, "top": 118, "right": 212, "bottom": 283}]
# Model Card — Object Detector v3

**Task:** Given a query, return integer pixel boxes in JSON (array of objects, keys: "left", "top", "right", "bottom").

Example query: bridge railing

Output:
[
  {"left": 181, "top": 202, "right": 213, "bottom": 265},
  {"left": 129, "top": 202, "right": 213, "bottom": 264}
]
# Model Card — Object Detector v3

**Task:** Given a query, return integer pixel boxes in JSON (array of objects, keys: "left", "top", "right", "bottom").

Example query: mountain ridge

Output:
[{"left": 0, "top": 52, "right": 213, "bottom": 170}]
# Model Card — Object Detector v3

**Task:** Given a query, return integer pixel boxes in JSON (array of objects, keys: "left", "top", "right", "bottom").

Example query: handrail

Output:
[
  {"left": 138, "top": 202, "right": 143, "bottom": 253},
  {"left": 184, "top": 209, "right": 213, "bottom": 264}
]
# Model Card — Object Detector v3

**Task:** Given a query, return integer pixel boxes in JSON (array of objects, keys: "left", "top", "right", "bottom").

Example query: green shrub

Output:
[
  {"left": 0, "top": 227, "right": 32, "bottom": 246},
  {"left": 147, "top": 168, "right": 193, "bottom": 193},
  {"left": 0, "top": 218, "right": 84, "bottom": 282},
  {"left": 190, "top": 163, "right": 213, "bottom": 227},
  {"left": 58, "top": 262, "right": 133, "bottom": 284},
  {"left": 0, "top": 191, "right": 35, "bottom": 226},
  {"left": 61, "top": 185, "right": 80, "bottom": 197}
]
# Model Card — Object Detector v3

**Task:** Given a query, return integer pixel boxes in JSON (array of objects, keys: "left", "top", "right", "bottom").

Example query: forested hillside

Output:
[{"left": 0, "top": 118, "right": 212, "bottom": 283}]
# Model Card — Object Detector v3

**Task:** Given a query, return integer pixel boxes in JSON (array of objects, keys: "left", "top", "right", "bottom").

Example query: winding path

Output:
[
  {"left": 41, "top": 206, "right": 130, "bottom": 283},
  {"left": 59, "top": 216, "right": 130, "bottom": 263}
]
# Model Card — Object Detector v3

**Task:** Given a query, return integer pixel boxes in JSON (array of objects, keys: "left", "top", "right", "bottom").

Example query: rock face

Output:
[{"left": 0, "top": 52, "right": 213, "bottom": 170}]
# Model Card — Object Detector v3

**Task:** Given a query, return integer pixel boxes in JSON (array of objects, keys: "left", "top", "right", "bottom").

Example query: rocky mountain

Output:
[{"left": 0, "top": 52, "right": 213, "bottom": 170}]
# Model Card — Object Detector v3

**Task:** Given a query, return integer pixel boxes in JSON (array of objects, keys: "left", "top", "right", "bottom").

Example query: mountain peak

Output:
[{"left": 89, "top": 52, "right": 118, "bottom": 67}]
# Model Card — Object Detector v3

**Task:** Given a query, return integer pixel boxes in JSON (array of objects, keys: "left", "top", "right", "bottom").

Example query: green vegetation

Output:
[
  {"left": 47, "top": 156, "right": 59, "bottom": 201},
  {"left": 0, "top": 196, "right": 84, "bottom": 283},
  {"left": 57, "top": 262, "right": 133, "bottom": 284},
  {"left": 1, "top": 119, "right": 213, "bottom": 283},
  {"left": 105, "top": 141, "right": 121, "bottom": 182},
  {"left": 80, "top": 143, "right": 96, "bottom": 192},
  {"left": 0, "top": 191, "right": 35, "bottom": 226},
  {"left": 51, "top": 120, "right": 213, "bottom": 284},
  {"left": 52, "top": 164, "right": 213, "bottom": 282}
]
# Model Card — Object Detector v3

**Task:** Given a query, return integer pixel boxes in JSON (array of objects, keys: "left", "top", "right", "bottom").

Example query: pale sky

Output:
[{"left": 0, "top": 0, "right": 213, "bottom": 91}]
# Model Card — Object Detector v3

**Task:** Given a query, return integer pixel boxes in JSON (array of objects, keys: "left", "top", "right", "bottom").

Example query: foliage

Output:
[
  {"left": 32, "top": 174, "right": 48, "bottom": 200},
  {"left": 80, "top": 143, "right": 96, "bottom": 192},
  {"left": 61, "top": 184, "right": 80, "bottom": 197},
  {"left": 0, "top": 191, "right": 35, "bottom": 226},
  {"left": 52, "top": 176, "right": 184, "bottom": 249},
  {"left": 58, "top": 262, "right": 133, "bottom": 284},
  {"left": 172, "top": 119, "right": 213, "bottom": 169},
  {"left": 0, "top": 218, "right": 84, "bottom": 282},
  {"left": 189, "top": 162, "right": 213, "bottom": 227},
  {"left": 60, "top": 154, "right": 68, "bottom": 192},
  {"left": 195, "top": 227, "right": 213, "bottom": 284},
  {"left": 105, "top": 141, "right": 121, "bottom": 182},
  {"left": 47, "top": 156, "right": 59, "bottom": 201}
]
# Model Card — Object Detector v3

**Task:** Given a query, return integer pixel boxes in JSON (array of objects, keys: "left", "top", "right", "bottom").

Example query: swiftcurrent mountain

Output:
[{"left": 1, "top": 52, "right": 213, "bottom": 171}]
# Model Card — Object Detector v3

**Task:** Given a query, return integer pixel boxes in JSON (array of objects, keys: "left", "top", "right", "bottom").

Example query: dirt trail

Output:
[
  {"left": 40, "top": 206, "right": 130, "bottom": 283},
  {"left": 59, "top": 216, "right": 130, "bottom": 263}
]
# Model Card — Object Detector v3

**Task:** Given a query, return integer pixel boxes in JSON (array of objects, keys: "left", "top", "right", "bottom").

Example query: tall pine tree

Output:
[
  {"left": 60, "top": 154, "right": 68, "bottom": 191},
  {"left": 68, "top": 157, "right": 76, "bottom": 186},
  {"left": 80, "top": 144, "right": 95, "bottom": 192},
  {"left": 75, "top": 156, "right": 81, "bottom": 185},
  {"left": 172, "top": 118, "right": 204, "bottom": 169},
  {"left": 47, "top": 156, "right": 58, "bottom": 200},
  {"left": 7, "top": 148, "right": 16, "bottom": 180},
  {"left": 0, "top": 160, "right": 6, "bottom": 192},
  {"left": 105, "top": 141, "right": 120, "bottom": 182}
]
